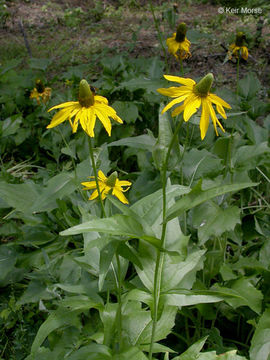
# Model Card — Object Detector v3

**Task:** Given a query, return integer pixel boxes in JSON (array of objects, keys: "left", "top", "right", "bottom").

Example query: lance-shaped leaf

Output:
[
  {"left": 166, "top": 180, "right": 257, "bottom": 222},
  {"left": 60, "top": 214, "right": 161, "bottom": 249}
]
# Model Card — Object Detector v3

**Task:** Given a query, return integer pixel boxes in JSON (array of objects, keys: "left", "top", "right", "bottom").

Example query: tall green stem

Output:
[
  {"left": 116, "top": 253, "right": 123, "bottom": 352},
  {"left": 148, "top": 117, "right": 184, "bottom": 359},
  {"left": 87, "top": 138, "right": 123, "bottom": 352},
  {"left": 88, "top": 137, "right": 106, "bottom": 218}
]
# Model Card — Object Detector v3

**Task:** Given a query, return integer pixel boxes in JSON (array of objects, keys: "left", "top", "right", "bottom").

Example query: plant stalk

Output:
[{"left": 148, "top": 117, "right": 184, "bottom": 359}]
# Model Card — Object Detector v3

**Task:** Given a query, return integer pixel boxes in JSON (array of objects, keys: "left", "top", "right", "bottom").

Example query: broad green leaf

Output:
[
  {"left": 250, "top": 308, "right": 270, "bottom": 360},
  {"left": 108, "top": 133, "right": 156, "bottom": 152},
  {"left": 122, "top": 301, "right": 177, "bottom": 345},
  {"left": 213, "top": 278, "right": 263, "bottom": 314},
  {"left": 172, "top": 336, "right": 207, "bottom": 359},
  {"left": 30, "top": 308, "right": 82, "bottom": 355},
  {"left": 0, "top": 181, "right": 40, "bottom": 212},
  {"left": 111, "top": 101, "right": 139, "bottom": 124},
  {"left": 30, "top": 172, "right": 76, "bottom": 212},
  {"left": 196, "top": 350, "right": 247, "bottom": 359},
  {"left": 192, "top": 202, "right": 241, "bottom": 245},
  {"left": 233, "top": 142, "right": 270, "bottom": 170},
  {"left": 0, "top": 246, "right": 17, "bottom": 286},
  {"left": 131, "top": 184, "right": 190, "bottom": 227},
  {"left": 140, "top": 343, "right": 175, "bottom": 353},
  {"left": 67, "top": 344, "right": 112, "bottom": 360},
  {"left": 166, "top": 180, "right": 257, "bottom": 222},
  {"left": 1, "top": 114, "right": 22, "bottom": 137},
  {"left": 60, "top": 214, "right": 161, "bottom": 248},
  {"left": 239, "top": 72, "right": 261, "bottom": 99},
  {"left": 112, "top": 346, "right": 148, "bottom": 360},
  {"left": 162, "top": 292, "right": 222, "bottom": 307},
  {"left": 17, "top": 280, "right": 54, "bottom": 304},
  {"left": 118, "top": 76, "right": 167, "bottom": 94}
]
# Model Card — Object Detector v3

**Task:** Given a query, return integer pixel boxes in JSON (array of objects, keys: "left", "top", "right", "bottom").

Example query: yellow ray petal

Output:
[
  {"left": 200, "top": 99, "right": 210, "bottom": 140},
  {"left": 72, "top": 109, "right": 83, "bottom": 133},
  {"left": 162, "top": 93, "right": 190, "bottom": 114},
  {"left": 86, "top": 107, "right": 96, "bottom": 137},
  {"left": 171, "top": 104, "right": 185, "bottom": 117},
  {"left": 183, "top": 95, "right": 201, "bottom": 122},
  {"left": 208, "top": 94, "right": 231, "bottom": 109},
  {"left": 241, "top": 46, "right": 248, "bottom": 60},
  {"left": 48, "top": 101, "right": 79, "bottom": 112},
  {"left": 95, "top": 108, "right": 112, "bottom": 136},
  {"left": 81, "top": 181, "right": 97, "bottom": 189},
  {"left": 47, "top": 107, "right": 75, "bottom": 129},
  {"left": 216, "top": 104, "right": 227, "bottom": 119},
  {"left": 112, "top": 188, "right": 129, "bottom": 204},
  {"left": 163, "top": 75, "right": 195, "bottom": 87},
  {"left": 157, "top": 86, "right": 192, "bottom": 98},
  {"left": 208, "top": 101, "right": 219, "bottom": 136},
  {"left": 94, "top": 95, "right": 108, "bottom": 104},
  {"left": 117, "top": 180, "right": 132, "bottom": 187},
  {"left": 89, "top": 189, "right": 99, "bottom": 200},
  {"left": 98, "top": 170, "right": 107, "bottom": 182}
]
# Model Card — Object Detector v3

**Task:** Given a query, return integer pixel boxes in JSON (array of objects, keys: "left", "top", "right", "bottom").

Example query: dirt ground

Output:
[{"left": 1, "top": 0, "right": 270, "bottom": 87}]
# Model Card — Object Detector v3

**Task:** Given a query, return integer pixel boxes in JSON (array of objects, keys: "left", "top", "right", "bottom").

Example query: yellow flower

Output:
[
  {"left": 157, "top": 73, "right": 231, "bottom": 140},
  {"left": 47, "top": 79, "right": 123, "bottom": 137},
  {"left": 228, "top": 32, "right": 248, "bottom": 60},
  {"left": 30, "top": 79, "right": 51, "bottom": 105},
  {"left": 166, "top": 23, "right": 191, "bottom": 60},
  {"left": 81, "top": 170, "right": 132, "bottom": 204}
]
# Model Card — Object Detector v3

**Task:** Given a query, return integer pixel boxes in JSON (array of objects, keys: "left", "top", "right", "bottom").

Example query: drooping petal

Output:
[
  {"left": 161, "top": 93, "right": 191, "bottom": 114},
  {"left": 171, "top": 104, "right": 185, "bottom": 117},
  {"left": 86, "top": 107, "right": 96, "bottom": 137},
  {"left": 208, "top": 100, "right": 219, "bottom": 136},
  {"left": 208, "top": 94, "right": 231, "bottom": 109},
  {"left": 183, "top": 94, "right": 201, "bottom": 122},
  {"left": 163, "top": 75, "right": 195, "bottom": 87},
  {"left": 89, "top": 189, "right": 99, "bottom": 200},
  {"left": 48, "top": 101, "right": 79, "bottom": 112},
  {"left": 241, "top": 46, "right": 248, "bottom": 60},
  {"left": 117, "top": 180, "right": 132, "bottom": 187},
  {"left": 95, "top": 108, "right": 112, "bottom": 136},
  {"left": 72, "top": 109, "right": 83, "bottom": 133},
  {"left": 200, "top": 98, "right": 210, "bottom": 140},
  {"left": 216, "top": 104, "right": 227, "bottom": 119},
  {"left": 112, "top": 188, "right": 129, "bottom": 204}
]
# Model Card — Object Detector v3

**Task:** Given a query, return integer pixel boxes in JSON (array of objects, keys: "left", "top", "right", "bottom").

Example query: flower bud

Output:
[
  {"left": 194, "top": 73, "right": 214, "bottom": 97},
  {"left": 36, "top": 79, "right": 45, "bottom": 93},
  {"left": 106, "top": 171, "right": 118, "bottom": 187},
  {"left": 175, "top": 22, "right": 187, "bottom": 43},
  {"left": 79, "top": 79, "right": 95, "bottom": 107}
]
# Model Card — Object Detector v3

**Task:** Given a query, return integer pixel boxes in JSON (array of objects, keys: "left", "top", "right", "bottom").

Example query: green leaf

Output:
[
  {"left": 118, "top": 77, "right": 167, "bottom": 94},
  {"left": 67, "top": 344, "right": 112, "bottom": 360},
  {"left": 239, "top": 72, "right": 261, "bottom": 99},
  {"left": 17, "top": 280, "right": 54, "bottom": 304},
  {"left": 172, "top": 336, "right": 207, "bottom": 360},
  {"left": 111, "top": 101, "right": 139, "bottom": 124},
  {"left": 1, "top": 115, "right": 22, "bottom": 137},
  {"left": 112, "top": 346, "right": 148, "bottom": 360},
  {"left": 196, "top": 350, "right": 247, "bottom": 359},
  {"left": 30, "top": 308, "right": 81, "bottom": 355},
  {"left": 192, "top": 203, "right": 241, "bottom": 245},
  {"left": 162, "top": 291, "right": 222, "bottom": 307},
  {"left": 233, "top": 142, "right": 270, "bottom": 170},
  {"left": 166, "top": 180, "right": 257, "bottom": 222},
  {"left": 0, "top": 246, "right": 17, "bottom": 286},
  {"left": 213, "top": 278, "right": 263, "bottom": 314},
  {"left": 108, "top": 133, "right": 156, "bottom": 152},
  {"left": 60, "top": 214, "right": 161, "bottom": 249},
  {"left": 250, "top": 308, "right": 270, "bottom": 360},
  {"left": 0, "top": 181, "right": 40, "bottom": 212}
]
